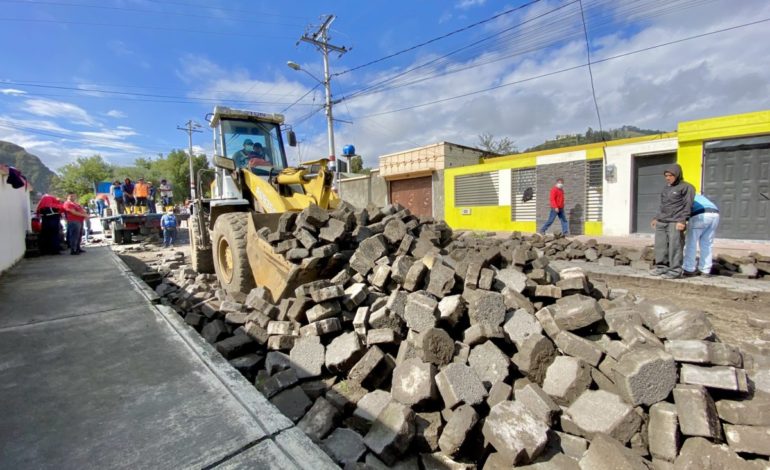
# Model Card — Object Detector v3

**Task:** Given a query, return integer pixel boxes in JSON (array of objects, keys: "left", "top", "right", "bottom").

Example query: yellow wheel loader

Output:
[{"left": 190, "top": 106, "right": 339, "bottom": 300}]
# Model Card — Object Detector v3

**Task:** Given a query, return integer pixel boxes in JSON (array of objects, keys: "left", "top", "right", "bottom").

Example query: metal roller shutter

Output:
[
  {"left": 586, "top": 160, "right": 603, "bottom": 222},
  {"left": 511, "top": 167, "right": 537, "bottom": 221},
  {"left": 455, "top": 172, "right": 499, "bottom": 206}
]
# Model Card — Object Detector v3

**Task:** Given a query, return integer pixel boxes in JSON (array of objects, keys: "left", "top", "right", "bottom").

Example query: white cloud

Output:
[
  {"left": 106, "top": 109, "right": 127, "bottom": 118},
  {"left": 0, "top": 89, "right": 26, "bottom": 96},
  {"left": 456, "top": 0, "right": 486, "bottom": 9},
  {"left": 24, "top": 98, "right": 96, "bottom": 126}
]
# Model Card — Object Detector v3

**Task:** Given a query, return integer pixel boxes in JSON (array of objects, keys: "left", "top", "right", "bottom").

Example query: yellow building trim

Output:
[
  {"left": 586, "top": 147, "right": 604, "bottom": 160},
  {"left": 484, "top": 132, "right": 677, "bottom": 164},
  {"left": 678, "top": 110, "right": 770, "bottom": 142},
  {"left": 444, "top": 205, "right": 537, "bottom": 232},
  {"left": 676, "top": 141, "right": 704, "bottom": 193},
  {"left": 445, "top": 154, "right": 537, "bottom": 178},
  {"left": 584, "top": 221, "right": 603, "bottom": 236}
]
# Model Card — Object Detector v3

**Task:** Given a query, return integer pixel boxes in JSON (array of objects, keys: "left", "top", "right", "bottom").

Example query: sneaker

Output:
[
  {"left": 661, "top": 271, "right": 682, "bottom": 279},
  {"left": 649, "top": 267, "right": 667, "bottom": 276},
  {"left": 682, "top": 270, "right": 698, "bottom": 278},
  {"left": 700, "top": 272, "right": 714, "bottom": 278}
]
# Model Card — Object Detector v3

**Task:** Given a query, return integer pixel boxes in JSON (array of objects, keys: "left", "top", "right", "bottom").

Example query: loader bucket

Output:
[{"left": 246, "top": 212, "right": 321, "bottom": 301}]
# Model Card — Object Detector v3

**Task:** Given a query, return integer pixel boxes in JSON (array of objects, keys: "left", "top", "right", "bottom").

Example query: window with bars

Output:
[
  {"left": 454, "top": 171, "right": 499, "bottom": 206},
  {"left": 586, "top": 160, "right": 603, "bottom": 221},
  {"left": 511, "top": 167, "right": 537, "bottom": 221}
]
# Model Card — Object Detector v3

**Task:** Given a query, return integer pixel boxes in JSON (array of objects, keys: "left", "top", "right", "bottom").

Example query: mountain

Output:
[
  {"left": 523, "top": 125, "right": 668, "bottom": 153},
  {"left": 0, "top": 141, "right": 56, "bottom": 194}
]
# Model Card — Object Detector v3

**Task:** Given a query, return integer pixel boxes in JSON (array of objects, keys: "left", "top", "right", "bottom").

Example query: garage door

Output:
[
  {"left": 633, "top": 153, "right": 676, "bottom": 233},
  {"left": 389, "top": 176, "right": 432, "bottom": 218},
  {"left": 703, "top": 136, "right": 770, "bottom": 240}
]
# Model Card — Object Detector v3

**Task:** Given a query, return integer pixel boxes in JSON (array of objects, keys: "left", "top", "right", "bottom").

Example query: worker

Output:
[
  {"left": 62, "top": 192, "right": 88, "bottom": 255},
  {"left": 147, "top": 181, "right": 157, "bottom": 214},
  {"left": 248, "top": 142, "right": 271, "bottom": 168},
  {"left": 683, "top": 194, "right": 720, "bottom": 277},
  {"left": 232, "top": 139, "right": 254, "bottom": 168},
  {"left": 36, "top": 194, "right": 64, "bottom": 255},
  {"left": 650, "top": 164, "right": 695, "bottom": 279},
  {"left": 539, "top": 177, "right": 569, "bottom": 236},
  {"left": 134, "top": 178, "right": 149, "bottom": 214},
  {"left": 159, "top": 179, "right": 173, "bottom": 211},
  {"left": 110, "top": 180, "right": 124, "bottom": 215},
  {"left": 160, "top": 209, "right": 177, "bottom": 248},
  {"left": 121, "top": 178, "right": 135, "bottom": 214}
]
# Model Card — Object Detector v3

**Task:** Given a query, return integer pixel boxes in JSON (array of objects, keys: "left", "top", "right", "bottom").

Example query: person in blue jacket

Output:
[
  {"left": 683, "top": 194, "right": 720, "bottom": 277},
  {"left": 160, "top": 209, "right": 177, "bottom": 248}
]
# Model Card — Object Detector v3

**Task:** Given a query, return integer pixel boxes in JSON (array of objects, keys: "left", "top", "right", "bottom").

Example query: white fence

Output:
[{"left": 0, "top": 171, "right": 31, "bottom": 273}]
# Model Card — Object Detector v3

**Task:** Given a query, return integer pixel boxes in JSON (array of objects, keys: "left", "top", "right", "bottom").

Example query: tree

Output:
[
  {"left": 350, "top": 155, "right": 364, "bottom": 173},
  {"left": 51, "top": 155, "right": 113, "bottom": 197},
  {"left": 477, "top": 133, "right": 518, "bottom": 155}
]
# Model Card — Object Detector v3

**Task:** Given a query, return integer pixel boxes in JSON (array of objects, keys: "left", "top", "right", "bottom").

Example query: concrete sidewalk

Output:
[{"left": 0, "top": 247, "right": 337, "bottom": 470}]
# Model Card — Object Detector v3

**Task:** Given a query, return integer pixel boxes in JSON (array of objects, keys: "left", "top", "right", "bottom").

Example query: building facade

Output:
[{"left": 442, "top": 110, "right": 770, "bottom": 240}]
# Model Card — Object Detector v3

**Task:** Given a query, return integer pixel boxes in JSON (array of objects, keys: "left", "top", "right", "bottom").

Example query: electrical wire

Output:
[
  {"left": 281, "top": 83, "right": 322, "bottom": 114},
  {"left": 351, "top": 17, "right": 770, "bottom": 119},
  {"left": 578, "top": 0, "right": 604, "bottom": 135}
]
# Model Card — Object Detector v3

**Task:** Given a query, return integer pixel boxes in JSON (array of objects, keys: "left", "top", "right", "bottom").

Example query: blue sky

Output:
[{"left": 1, "top": 0, "right": 769, "bottom": 171}]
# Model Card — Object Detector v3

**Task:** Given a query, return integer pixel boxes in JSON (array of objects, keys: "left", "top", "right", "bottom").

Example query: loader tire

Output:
[
  {"left": 190, "top": 215, "right": 214, "bottom": 274},
  {"left": 212, "top": 212, "right": 255, "bottom": 296}
]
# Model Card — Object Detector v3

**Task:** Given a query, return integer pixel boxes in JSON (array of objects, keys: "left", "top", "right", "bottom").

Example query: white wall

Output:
[
  {"left": 0, "top": 176, "right": 31, "bottom": 273},
  {"left": 602, "top": 138, "right": 678, "bottom": 235}
]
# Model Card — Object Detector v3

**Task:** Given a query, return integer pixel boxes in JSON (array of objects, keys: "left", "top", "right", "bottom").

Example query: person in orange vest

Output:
[{"left": 133, "top": 177, "right": 150, "bottom": 214}]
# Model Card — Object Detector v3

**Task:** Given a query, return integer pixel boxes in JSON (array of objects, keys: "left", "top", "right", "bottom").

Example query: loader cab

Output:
[{"left": 210, "top": 106, "right": 289, "bottom": 176}]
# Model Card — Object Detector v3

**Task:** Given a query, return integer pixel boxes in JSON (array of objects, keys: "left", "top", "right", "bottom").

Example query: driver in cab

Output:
[
  {"left": 247, "top": 143, "right": 271, "bottom": 168},
  {"left": 232, "top": 139, "right": 254, "bottom": 168}
]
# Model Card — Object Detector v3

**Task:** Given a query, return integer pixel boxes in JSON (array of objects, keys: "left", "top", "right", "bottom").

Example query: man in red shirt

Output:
[
  {"left": 62, "top": 192, "right": 88, "bottom": 255},
  {"left": 539, "top": 177, "right": 570, "bottom": 235}
]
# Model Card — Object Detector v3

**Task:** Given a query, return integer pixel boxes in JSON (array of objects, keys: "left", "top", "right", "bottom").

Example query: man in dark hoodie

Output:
[{"left": 650, "top": 163, "right": 695, "bottom": 279}]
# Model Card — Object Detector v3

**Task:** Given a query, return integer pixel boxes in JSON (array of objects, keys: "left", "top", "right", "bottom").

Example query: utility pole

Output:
[
  {"left": 177, "top": 120, "right": 202, "bottom": 199},
  {"left": 296, "top": 14, "right": 348, "bottom": 194}
]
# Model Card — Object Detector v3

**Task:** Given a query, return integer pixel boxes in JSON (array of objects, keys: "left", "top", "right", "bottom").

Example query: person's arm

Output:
[{"left": 676, "top": 184, "right": 696, "bottom": 230}]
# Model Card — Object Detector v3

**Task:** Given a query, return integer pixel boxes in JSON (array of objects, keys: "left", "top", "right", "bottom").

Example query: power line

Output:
[
  {"left": 578, "top": 0, "right": 604, "bottom": 136},
  {"left": 281, "top": 83, "right": 322, "bottom": 114},
  {"left": 335, "top": 0, "right": 544, "bottom": 76},
  {"left": 352, "top": 17, "right": 770, "bottom": 119}
]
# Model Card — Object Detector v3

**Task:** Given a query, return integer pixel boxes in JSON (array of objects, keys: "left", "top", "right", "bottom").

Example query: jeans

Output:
[
  {"left": 66, "top": 221, "right": 83, "bottom": 253},
  {"left": 654, "top": 221, "right": 685, "bottom": 275},
  {"left": 163, "top": 228, "right": 176, "bottom": 247},
  {"left": 683, "top": 213, "right": 720, "bottom": 274},
  {"left": 96, "top": 199, "right": 105, "bottom": 217},
  {"left": 540, "top": 208, "right": 569, "bottom": 234}
]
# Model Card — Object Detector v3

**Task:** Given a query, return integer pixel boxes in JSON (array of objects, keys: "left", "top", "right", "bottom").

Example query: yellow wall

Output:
[
  {"left": 677, "top": 110, "right": 770, "bottom": 193},
  {"left": 445, "top": 154, "right": 537, "bottom": 231}
]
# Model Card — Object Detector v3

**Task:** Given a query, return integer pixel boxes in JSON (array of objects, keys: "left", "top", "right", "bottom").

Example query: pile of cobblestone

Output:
[{"left": 152, "top": 203, "right": 770, "bottom": 469}]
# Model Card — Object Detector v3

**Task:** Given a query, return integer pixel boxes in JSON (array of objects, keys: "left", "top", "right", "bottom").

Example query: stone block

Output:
[
  {"left": 482, "top": 400, "right": 550, "bottom": 466},
  {"left": 535, "top": 306, "right": 561, "bottom": 339},
  {"left": 354, "top": 389, "right": 392, "bottom": 425},
  {"left": 289, "top": 336, "right": 324, "bottom": 379},
  {"left": 724, "top": 425, "right": 770, "bottom": 456},
  {"left": 479, "top": 268, "right": 495, "bottom": 290},
  {"left": 653, "top": 309, "right": 715, "bottom": 341},
  {"left": 306, "top": 300, "right": 341, "bottom": 323},
  {"left": 404, "top": 292, "right": 438, "bottom": 332},
  {"left": 202, "top": 319, "right": 229, "bottom": 343},
  {"left": 367, "top": 328, "right": 397, "bottom": 346},
  {"left": 426, "top": 263, "right": 456, "bottom": 298},
  {"left": 534, "top": 285, "right": 562, "bottom": 299},
  {"left": 391, "top": 358, "right": 438, "bottom": 407},
  {"left": 648, "top": 402, "right": 680, "bottom": 462},
  {"left": 414, "top": 412, "right": 443, "bottom": 453},
  {"left": 468, "top": 291, "right": 505, "bottom": 327},
  {"left": 325, "top": 331, "right": 365, "bottom": 374},
  {"left": 680, "top": 364, "right": 748, "bottom": 392},
  {"left": 297, "top": 396, "right": 340, "bottom": 442},
  {"left": 716, "top": 397, "right": 770, "bottom": 426},
  {"left": 438, "top": 294, "right": 464, "bottom": 326},
  {"left": 665, "top": 340, "right": 742, "bottom": 367},
  {"left": 319, "top": 218, "right": 346, "bottom": 243},
  {"left": 403, "top": 261, "right": 428, "bottom": 291},
  {"left": 353, "top": 306, "right": 369, "bottom": 337},
  {"left": 542, "top": 356, "right": 592, "bottom": 406},
  {"left": 326, "top": 380, "right": 368, "bottom": 414},
  {"left": 463, "top": 324, "right": 504, "bottom": 346},
  {"left": 310, "top": 285, "right": 344, "bottom": 303},
  {"left": 613, "top": 348, "right": 677, "bottom": 406},
  {"left": 269, "top": 386, "right": 312, "bottom": 423},
  {"left": 553, "top": 294, "right": 604, "bottom": 331},
  {"left": 512, "top": 333, "right": 557, "bottom": 386},
  {"left": 579, "top": 433, "right": 650, "bottom": 470},
  {"left": 487, "top": 381, "right": 512, "bottom": 409},
  {"left": 348, "top": 346, "right": 396, "bottom": 389},
  {"left": 563, "top": 390, "right": 641, "bottom": 444},
  {"left": 494, "top": 267, "right": 528, "bottom": 293},
  {"left": 438, "top": 404, "right": 478, "bottom": 456},
  {"left": 504, "top": 309, "right": 543, "bottom": 348},
  {"left": 468, "top": 340, "right": 510, "bottom": 388},
  {"left": 515, "top": 382, "right": 561, "bottom": 426},
  {"left": 258, "top": 368, "right": 299, "bottom": 399},
  {"left": 422, "top": 453, "right": 474, "bottom": 470},
  {"left": 342, "top": 283, "right": 369, "bottom": 311},
  {"left": 214, "top": 335, "right": 256, "bottom": 359},
  {"left": 364, "top": 401, "right": 416, "bottom": 466},
  {"left": 674, "top": 437, "right": 758, "bottom": 470},
  {"left": 603, "top": 307, "right": 643, "bottom": 334},
  {"left": 419, "top": 327, "right": 455, "bottom": 366},
  {"left": 435, "top": 363, "right": 488, "bottom": 409},
  {"left": 265, "top": 351, "right": 292, "bottom": 375},
  {"left": 554, "top": 331, "right": 603, "bottom": 367},
  {"left": 453, "top": 341, "right": 471, "bottom": 364},
  {"left": 673, "top": 385, "right": 722, "bottom": 440},
  {"left": 552, "top": 431, "right": 589, "bottom": 460},
  {"left": 267, "top": 335, "right": 296, "bottom": 351},
  {"left": 322, "top": 428, "right": 366, "bottom": 466},
  {"left": 266, "top": 320, "right": 293, "bottom": 336},
  {"left": 243, "top": 321, "right": 269, "bottom": 345}
]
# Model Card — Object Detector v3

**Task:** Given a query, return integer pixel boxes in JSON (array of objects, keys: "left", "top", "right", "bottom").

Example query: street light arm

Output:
[{"left": 287, "top": 61, "right": 324, "bottom": 85}]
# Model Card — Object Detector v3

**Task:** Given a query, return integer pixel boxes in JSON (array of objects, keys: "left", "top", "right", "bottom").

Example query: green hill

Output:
[
  {"left": 523, "top": 125, "right": 668, "bottom": 153},
  {"left": 0, "top": 141, "right": 56, "bottom": 194}
]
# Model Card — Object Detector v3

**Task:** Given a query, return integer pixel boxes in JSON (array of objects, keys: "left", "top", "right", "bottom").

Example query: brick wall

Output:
[{"left": 536, "top": 161, "right": 586, "bottom": 235}]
